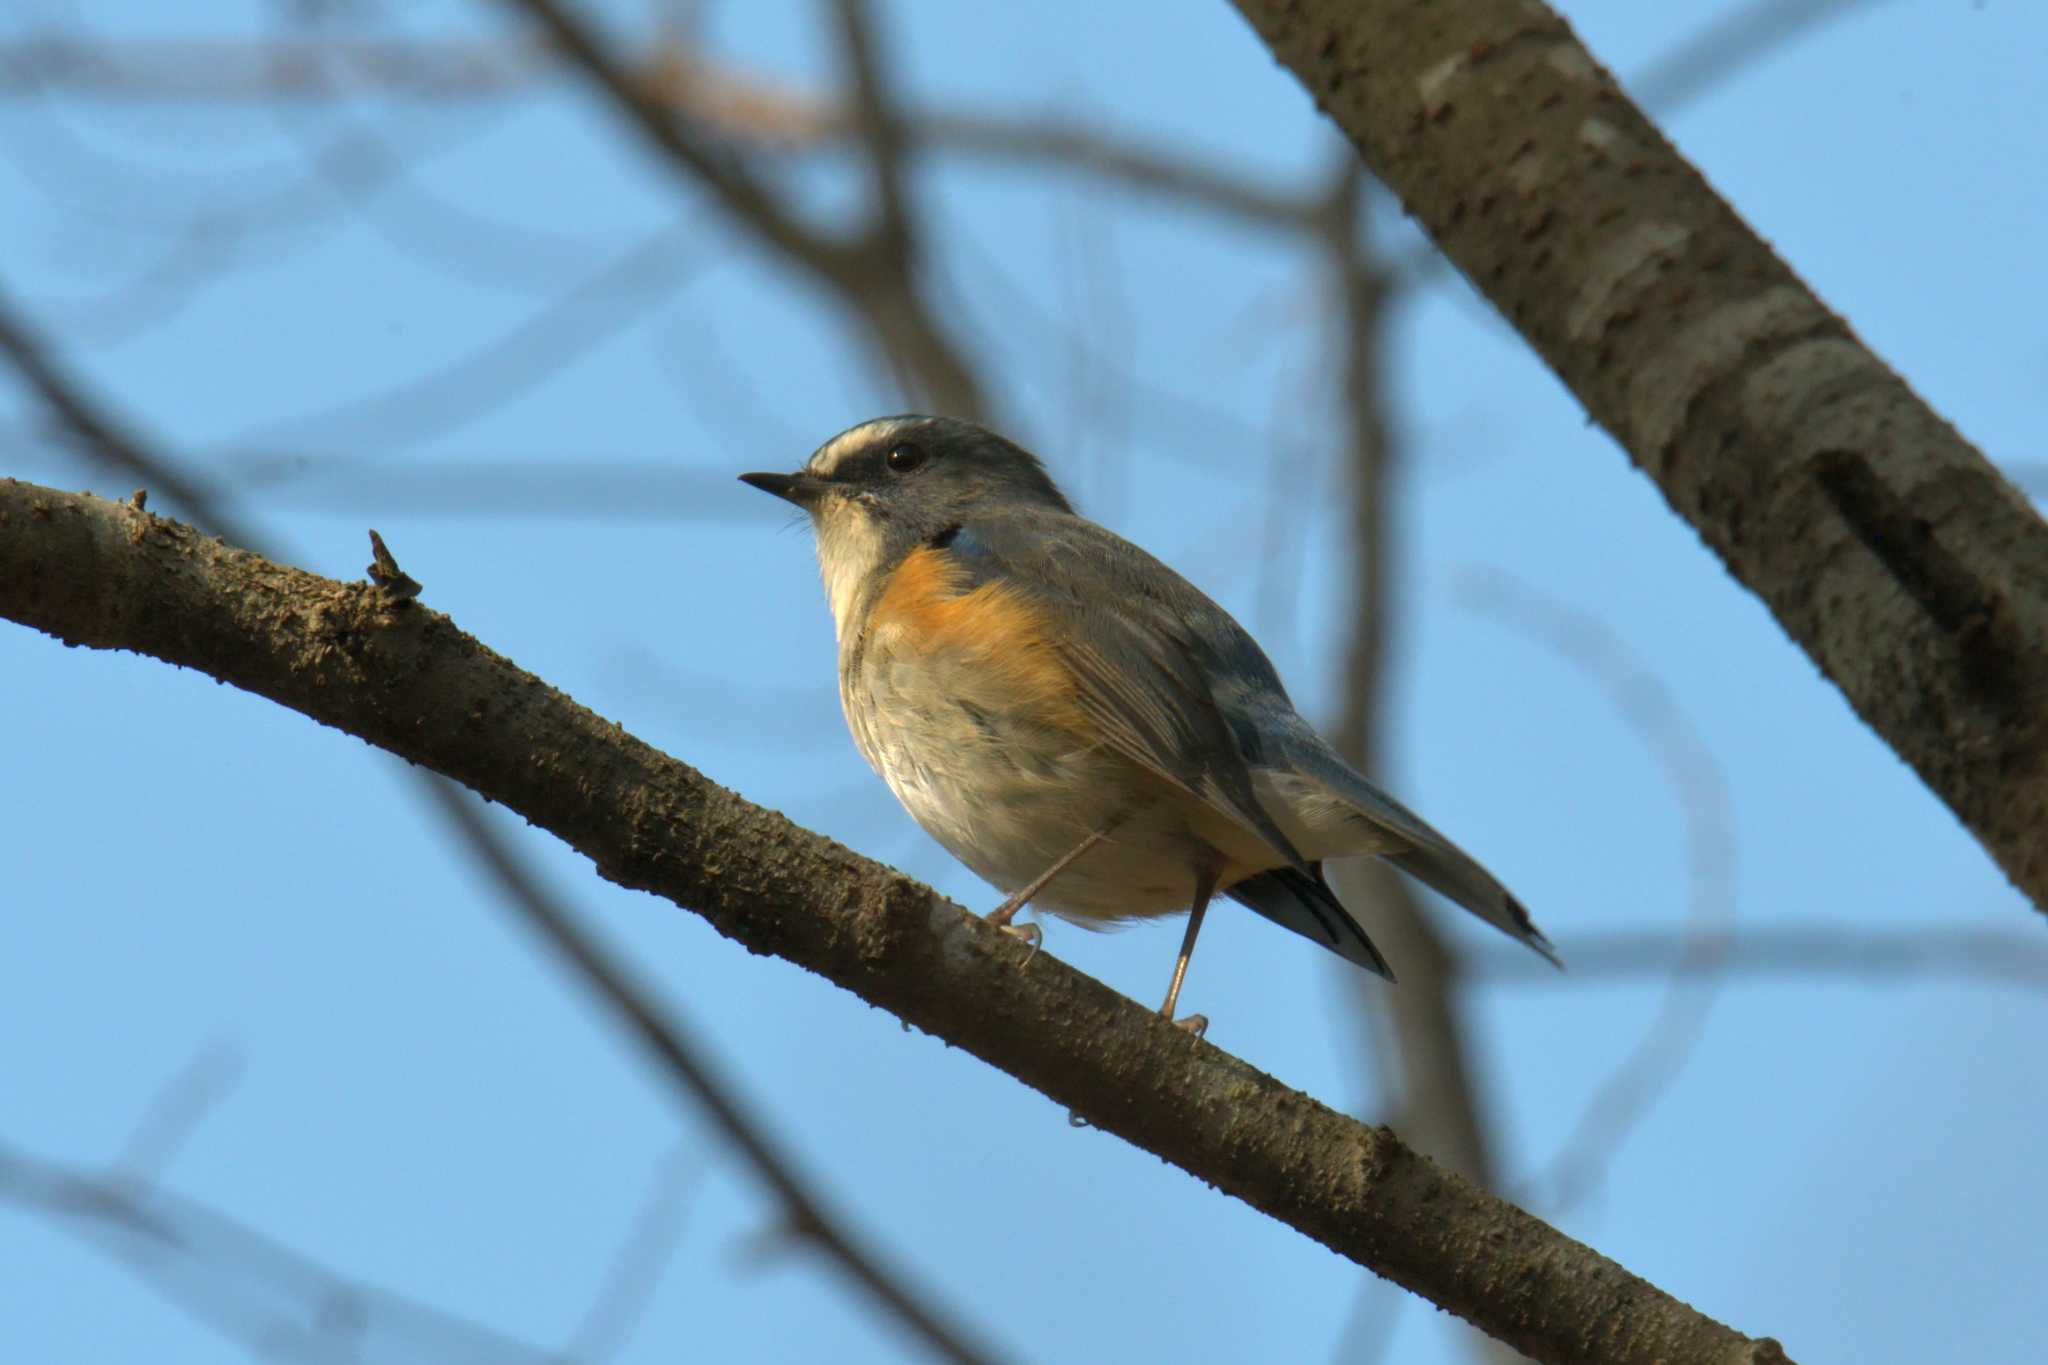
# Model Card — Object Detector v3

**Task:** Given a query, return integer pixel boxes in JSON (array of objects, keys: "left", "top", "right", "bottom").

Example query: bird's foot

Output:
[
  {"left": 990, "top": 915, "right": 1041, "bottom": 966},
  {"left": 1168, "top": 1012, "right": 1208, "bottom": 1041}
]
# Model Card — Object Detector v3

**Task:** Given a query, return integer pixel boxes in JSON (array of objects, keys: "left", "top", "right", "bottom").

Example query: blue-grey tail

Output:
[
  {"left": 1227, "top": 864, "right": 1395, "bottom": 981},
  {"left": 1272, "top": 733, "right": 1562, "bottom": 969},
  {"left": 1383, "top": 848, "right": 1561, "bottom": 967}
]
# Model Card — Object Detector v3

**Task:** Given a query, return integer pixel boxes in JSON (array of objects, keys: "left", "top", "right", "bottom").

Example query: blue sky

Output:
[{"left": 3, "top": 2, "right": 2044, "bottom": 1362}]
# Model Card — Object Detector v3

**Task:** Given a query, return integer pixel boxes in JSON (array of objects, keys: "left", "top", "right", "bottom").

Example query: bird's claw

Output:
[
  {"left": 1170, "top": 1013, "right": 1209, "bottom": 1041},
  {"left": 993, "top": 918, "right": 1041, "bottom": 966}
]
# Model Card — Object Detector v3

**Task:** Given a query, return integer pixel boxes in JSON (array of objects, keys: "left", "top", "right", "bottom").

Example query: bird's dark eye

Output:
[{"left": 885, "top": 443, "right": 928, "bottom": 474}]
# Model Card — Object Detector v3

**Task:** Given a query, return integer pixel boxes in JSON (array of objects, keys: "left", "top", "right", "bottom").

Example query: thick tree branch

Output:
[
  {"left": 0, "top": 479, "right": 1787, "bottom": 1365},
  {"left": 1227, "top": 0, "right": 2048, "bottom": 914}
]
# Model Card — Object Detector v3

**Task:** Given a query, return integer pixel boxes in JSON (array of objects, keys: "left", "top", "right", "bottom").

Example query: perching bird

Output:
[{"left": 741, "top": 416, "right": 1558, "bottom": 1033}]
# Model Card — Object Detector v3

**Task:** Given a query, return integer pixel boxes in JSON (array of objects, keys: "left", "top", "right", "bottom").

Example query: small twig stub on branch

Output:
[{"left": 365, "top": 528, "right": 423, "bottom": 603}]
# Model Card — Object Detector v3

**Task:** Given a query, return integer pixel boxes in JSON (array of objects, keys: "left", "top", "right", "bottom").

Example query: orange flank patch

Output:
[{"left": 869, "top": 545, "right": 1090, "bottom": 732}]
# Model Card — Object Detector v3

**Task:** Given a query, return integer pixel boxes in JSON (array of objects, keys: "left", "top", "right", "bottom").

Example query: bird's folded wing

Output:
[{"left": 940, "top": 514, "right": 1306, "bottom": 868}]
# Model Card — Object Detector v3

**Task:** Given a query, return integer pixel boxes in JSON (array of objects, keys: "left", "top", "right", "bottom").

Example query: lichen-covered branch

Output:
[{"left": 0, "top": 479, "right": 1787, "bottom": 1365}]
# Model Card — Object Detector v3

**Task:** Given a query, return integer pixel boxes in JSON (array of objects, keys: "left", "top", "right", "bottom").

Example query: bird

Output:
[{"left": 741, "top": 415, "right": 1559, "bottom": 1034}]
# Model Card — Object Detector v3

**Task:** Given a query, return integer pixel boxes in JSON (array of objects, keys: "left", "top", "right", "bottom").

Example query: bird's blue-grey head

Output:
[
  {"left": 739, "top": 415, "right": 1074, "bottom": 637},
  {"left": 741, "top": 415, "right": 1070, "bottom": 521}
]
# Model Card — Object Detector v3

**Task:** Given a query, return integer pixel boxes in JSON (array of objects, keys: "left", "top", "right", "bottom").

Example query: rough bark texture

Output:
[
  {"left": 0, "top": 479, "right": 1789, "bottom": 1365},
  {"left": 1227, "top": 0, "right": 2048, "bottom": 913}
]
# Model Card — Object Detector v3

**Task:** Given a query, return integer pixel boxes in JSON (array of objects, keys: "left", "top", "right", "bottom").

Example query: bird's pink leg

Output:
[
  {"left": 985, "top": 813, "right": 1129, "bottom": 961},
  {"left": 1158, "top": 862, "right": 1222, "bottom": 1039}
]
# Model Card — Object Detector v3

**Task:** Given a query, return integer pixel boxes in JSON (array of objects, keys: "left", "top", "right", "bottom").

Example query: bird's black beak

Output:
[{"left": 739, "top": 470, "right": 826, "bottom": 507}]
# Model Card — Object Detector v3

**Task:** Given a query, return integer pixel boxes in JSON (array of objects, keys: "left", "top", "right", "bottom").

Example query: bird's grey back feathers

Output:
[{"left": 939, "top": 507, "right": 1557, "bottom": 968}]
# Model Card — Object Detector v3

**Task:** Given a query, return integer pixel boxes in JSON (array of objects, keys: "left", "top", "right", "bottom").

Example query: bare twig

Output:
[
  {"left": 829, "top": 0, "right": 912, "bottom": 263},
  {"left": 195, "top": 458, "right": 741, "bottom": 518},
  {"left": 483, "top": 0, "right": 821, "bottom": 264},
  {"left": 0, "top": 1139, "right": 564, "bottom": 1364},
  {"left": 1628, "top": 0, "right": 1886, "bottom": 112},
  {"left": 564, "top": 1147, "right": 700, "bottom": 1364},
  {"left": 225, "top": 222, "right": 705, "bottom": 465},
  {"left": 0, "top": 1, "right": 1879, "bottom": 274},
  {"left": 36, "top": 221, "right": 243, "bottom": 347},
  {"left": 1469, "top": 925, "right": 2048, "bottom": 990},
  {"left": 0, "top": 33, "right": 1315, "bottom": 233},
  {"left": 111, "top": 1045, "right": 245, "bottom": 1186},
  {"left": 257, "top": 93, "right": 625, "bottom": 290},
  {"left": 943, "top": 230, "right": 1306, "bottom": 470},
  {"left": 487, "top": 0, "right": 986, "bottom": 417},
  {"left": 816, "top": 0, "right": 984, "bottom": 413},
  {"left": 13, "top": 113, "right": 589, "bottom": 348},
  {"left": 0, "top": 36, "right": 547, "bottom": 100},
  {"left": 912, "top": 108, "right": 1312, "bottom": 232},
  {"left": 0, "top": 284, "right": 250, "bottom": 541}
]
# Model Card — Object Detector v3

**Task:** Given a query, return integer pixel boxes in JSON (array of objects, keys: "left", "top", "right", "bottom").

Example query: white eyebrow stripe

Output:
[{"left": 807, "top": 418, "right": 911, "bottom": 476}]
